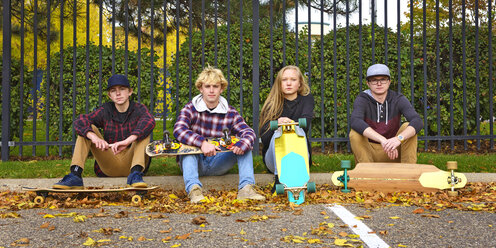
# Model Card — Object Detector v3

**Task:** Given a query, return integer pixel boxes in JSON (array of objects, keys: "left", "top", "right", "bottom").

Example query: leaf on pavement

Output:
[
  {"left": 82, "top": 238, "right": 96, "bottom": 246},
  {"left": 334, "top": 239, "right": 353, "bottom": 247},
  {"left": 192, "top": 216, "right": 208, "bottom": 225},
  {"left": 412, "top": 208, "right": 425, "bottom": 214},
  {"left": 10, "top": 238, "right": 30, "bottom": 246},
  {"left": 175, "top": 233, "right": 191, "bottom": 240}
]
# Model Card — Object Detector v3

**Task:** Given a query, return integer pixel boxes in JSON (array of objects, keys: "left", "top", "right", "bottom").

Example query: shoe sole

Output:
[
  {"left": 128, "top": 183, "right": 148, "bottom": 188},
  {"left": 52, "top": 185, "right": 84, "bottom": 190}
]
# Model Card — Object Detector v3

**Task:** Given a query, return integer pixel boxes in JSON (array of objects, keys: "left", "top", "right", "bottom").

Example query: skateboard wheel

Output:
[
  {"left": 275, "top": 184, "right": 285, "bottom": 195},
  {"left": 270, "top": 120, "right": 279, "bottom": 131},
  {"left": 341, "top": 160, "right": 351, "bottom": 169},
  {"left": 307, "top": 182, "right": 316, "bottom": 193},
  {"left": 446, "top": 161, "right": 458, "bottom": 170},
  {"left": 34, "top": 196, "right": 45, "bottom": 205},
  {"left": 298, "top": 118, "right": 307, "bottom": 129},
  {"left": 132, "top": 195, "right": 142, "bottom": 204},
  {"left": 447, "top": 191, "right": 458, "bottom": 197}
]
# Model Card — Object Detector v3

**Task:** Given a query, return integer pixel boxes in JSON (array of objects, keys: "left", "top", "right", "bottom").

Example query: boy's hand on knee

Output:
[
  {"left": 231, "top": 146, "right": 244, "bottom": 155},
  {"left": 90, "top": 136, "right": 109, "bottom": 151}
]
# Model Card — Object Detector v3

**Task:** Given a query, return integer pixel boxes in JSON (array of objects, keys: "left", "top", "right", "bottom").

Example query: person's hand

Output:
[
  {"left": 277, "top": 117, "right": 293, "bottom": 124},
  {"left": 109, "top": 140, "right": 129, "bottom": 155},
  {"left": 88, "top": 133, "right": 109, "bottom": 151},
  {"left": 231, "top": 145, "right": 245, "bottom": 155},
  {"left": 201, "top": 140, "right": 220, "bottom": 156},
  {"left": 386, "top": 148, "right": 399, "bottom": 160},
  {"left": 381, "top": 137, "right": 401, "bottom": 153}
]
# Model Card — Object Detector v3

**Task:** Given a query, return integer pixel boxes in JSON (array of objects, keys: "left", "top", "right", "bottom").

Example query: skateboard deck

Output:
[
  {"left": 146, "top": 130, "right": 239, "bottom": 157},
  {"left": 331, "top": 163, "right": 467, "bottom": 193},
  {"left": 22, "top": 186, "right": 159, "bottom": 204},
  {"left": 272, "top": 119, "right": 315, "bottom": 204}
]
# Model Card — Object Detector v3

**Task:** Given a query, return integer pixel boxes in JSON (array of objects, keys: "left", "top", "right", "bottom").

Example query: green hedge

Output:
[
  {"left": 0, "top": 58, "right": 33, "bottom": 140},
  {"left": 170, "top": 22, "right": 496, "bottom": 139},
  {"left": 41, "top": 43, "right": 161, "bottom": 144}
]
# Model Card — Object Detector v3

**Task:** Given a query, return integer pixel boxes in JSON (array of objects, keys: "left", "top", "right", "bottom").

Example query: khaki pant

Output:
[
  {"left": 71, "top": 125, "right": 150, "bottom": 177},
  {"left": 349, "top": 123, "right": 418, "bottom": 164}
]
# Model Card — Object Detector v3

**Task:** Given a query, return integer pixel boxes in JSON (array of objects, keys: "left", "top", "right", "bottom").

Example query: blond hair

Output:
[
  {"left": 195, "top": 66, "right": 228, "bottom": 91},
  {"left": 259, "top": 65, "right": 310, "bottom": 133}
]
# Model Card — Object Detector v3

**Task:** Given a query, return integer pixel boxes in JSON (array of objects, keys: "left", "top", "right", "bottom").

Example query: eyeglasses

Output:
[{"left": 368, "top": 78, "right": 390, "bottom": 85}]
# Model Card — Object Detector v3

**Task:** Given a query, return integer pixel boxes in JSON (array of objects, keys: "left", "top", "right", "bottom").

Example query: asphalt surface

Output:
[{"left": 1, "top": 173, "right": 496, "bottom": 247}]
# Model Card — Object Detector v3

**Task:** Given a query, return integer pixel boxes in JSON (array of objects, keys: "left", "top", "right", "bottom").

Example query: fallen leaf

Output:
[
  {"left": 412, "top": 208, "right": 425, "bottom": 214},
  {"left": 338, "top": 231, "right": 348, "bottom": 237},
  {"left": 82, "top": 237, "right": 96, "bottom": 246},
  {"left": 11, "top": 238, "right": 30, "bottom": 246},
  {"left": 192, "top": 216, "right": 208, "bottom": 225},
  {"left": 175, "top": 233, "right": 191, "bottom": 240}
]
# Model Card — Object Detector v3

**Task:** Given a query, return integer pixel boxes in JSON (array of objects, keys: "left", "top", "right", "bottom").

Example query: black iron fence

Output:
[{"left": 1, "top": 0, "right": 495, "bottom": 161}]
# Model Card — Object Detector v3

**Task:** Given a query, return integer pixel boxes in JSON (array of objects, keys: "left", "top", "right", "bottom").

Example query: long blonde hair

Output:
[{"left": 259, "top": 65, "right": 310, "bottom": 133}]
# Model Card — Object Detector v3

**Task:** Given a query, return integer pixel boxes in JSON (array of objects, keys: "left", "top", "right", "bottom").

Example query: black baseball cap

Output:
[{"left": 107, "top": 74, "right": 130, "bottom": 90}]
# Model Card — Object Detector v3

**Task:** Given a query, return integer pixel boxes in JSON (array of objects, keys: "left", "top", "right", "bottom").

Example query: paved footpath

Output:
[{"left": 1, "top": 173, "right": 496, "bottom": 192}]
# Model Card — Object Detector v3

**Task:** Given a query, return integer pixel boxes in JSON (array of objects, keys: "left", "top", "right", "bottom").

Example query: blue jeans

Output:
[{"left": 180, "top": 150, "right": 255, "bottom": 193}]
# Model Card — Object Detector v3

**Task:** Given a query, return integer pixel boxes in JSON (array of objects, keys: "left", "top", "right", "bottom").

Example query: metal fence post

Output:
[
  {"left": 252, "top": 0, "right": 260, "bottom": 155},
  {"left": 2, "top": 0, "right": 12, "bottom": 161}
]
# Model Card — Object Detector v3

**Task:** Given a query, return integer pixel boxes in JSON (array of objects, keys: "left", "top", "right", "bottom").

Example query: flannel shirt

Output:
[
  {"left": 74, "top": 101, "right": 155, "bottom": 144},
  {"left": 173, "top": 102, "right": 255, "bottom": 153}
]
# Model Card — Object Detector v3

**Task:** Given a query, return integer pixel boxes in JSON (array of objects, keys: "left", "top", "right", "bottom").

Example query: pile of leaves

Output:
[{"left": 0, "top": 182, "right": 495, "bottom": 213}]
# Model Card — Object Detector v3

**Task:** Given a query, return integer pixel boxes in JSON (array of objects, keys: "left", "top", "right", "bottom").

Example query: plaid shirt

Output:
[
  {"left": 173, "top": 102, "right": 255, "bottom": 153},
  {"left": 74, "top": 101, "right": 155, "bottom": 144}
]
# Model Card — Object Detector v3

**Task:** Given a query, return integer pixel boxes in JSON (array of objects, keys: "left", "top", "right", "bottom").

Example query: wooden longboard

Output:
[
  {"left": 146, "top": 136, "right": 239, "bottom": 157},
  {"left": 22, "top": 186, "right": 159, "bottom": 204},
  {"left": 273, "top": 121, "right": 314, "bottom": 205},
  {"left": 331, "top": 163, "right": 467, "bottom": 193}
]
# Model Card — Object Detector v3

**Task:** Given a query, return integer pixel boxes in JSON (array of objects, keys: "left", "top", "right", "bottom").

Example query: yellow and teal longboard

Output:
[{"left": 271, "top": 118, "right": 316, "bottom": 204}]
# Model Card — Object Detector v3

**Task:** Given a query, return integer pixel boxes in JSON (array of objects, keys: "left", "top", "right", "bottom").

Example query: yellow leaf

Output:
[
  {"left": 240, "top": 229, "right": 246, "bottom": 235},
  {"left": 43, "top": 214, "right": 55, "bottom": 218},
  {"left": 96, "top": 239, "right": 111, "bottom": 243},
  {"left": 171, "top": 244, "right": 182, "bottom": 247},
  {"left": 398, "top": 244, "right": 408, "bottom": 247},
  {"left": 307, "top": 238, "right": 322, "bottom": 244},
  {"left": 82, "top": 238, "right": 96, "bottom": 246},
  {"left": 389, "top": 216, "right": 400, "bottom": 219},
  {"left": 169, "top": 194, "right": 178, "bottom": 199},
  {"left": 334, "top": 239, "right": 351, "bottom": 246},
  {"left": 292, "top": 239, "right": 304, "bottom": 243},
  {"left": 354, "top": 216, "right": 364, "bottom": 220},
  {"left": 74, "top": 215, "right": 87, "bottom": 223}
]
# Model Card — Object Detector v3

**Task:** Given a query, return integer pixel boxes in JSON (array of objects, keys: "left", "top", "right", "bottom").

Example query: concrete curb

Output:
[{"left": 1, "top": 173, "right": 494, "bottom": 192}]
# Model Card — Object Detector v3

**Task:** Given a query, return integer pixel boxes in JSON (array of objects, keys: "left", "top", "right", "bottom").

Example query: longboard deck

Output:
[
  {"left": 274, "top": 125, "right": 311, "bottom": 204},
  {"left": 331, "top": 163, "right": 466, "bottom": 193},
  {"left": 146, "top": 137, "right": 238, "bottom": 157},
  {"left": 22, "top": 186, "right": 159, "bottom": 193}
]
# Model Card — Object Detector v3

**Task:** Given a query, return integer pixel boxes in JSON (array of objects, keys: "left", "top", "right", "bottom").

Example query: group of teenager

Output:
[{"left": 52, "top": 63, "right": 423, "bottom": 203}]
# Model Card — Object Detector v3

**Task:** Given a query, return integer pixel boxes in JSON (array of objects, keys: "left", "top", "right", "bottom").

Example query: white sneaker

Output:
[
  {"left": 188, "top": 185, "right": 205, "bottom": 203},
  {"left": 237, "top": 184, "right": 266, "bottom": 201}
]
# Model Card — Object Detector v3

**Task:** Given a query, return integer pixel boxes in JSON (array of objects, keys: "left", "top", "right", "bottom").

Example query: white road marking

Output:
[{"left": 326, "top": 204, "right": 389, "bottom": 248}]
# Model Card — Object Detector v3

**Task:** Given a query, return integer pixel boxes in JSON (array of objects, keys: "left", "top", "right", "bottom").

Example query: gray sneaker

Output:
[
  {"left": 237, "top": 184, "right": 266, "bottom": 201},
  {"left": 188, "top": 185, "right": 205, "bottom": 203}
]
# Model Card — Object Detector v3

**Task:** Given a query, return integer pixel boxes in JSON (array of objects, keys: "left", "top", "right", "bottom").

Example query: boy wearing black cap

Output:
[
  {"left": 53, "top": 74, "right": 156, "bottom": 189},
  {"left": 349, "top": 64, "right": 423, "bottom": 164}
]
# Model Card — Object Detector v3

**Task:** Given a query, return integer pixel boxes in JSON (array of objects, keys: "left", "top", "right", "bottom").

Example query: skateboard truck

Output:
[
  {"left": 163, "top": 130, "right": 172, "bottom": 149},
  {"left": 337, "top": 160, "right": 351, "bottom": 193},
  {"left": 446, "top": 161, "right": 461, "bottom": 197},
  {"left": 222, "top": 129, "right": 232, "bottom": 145}
]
